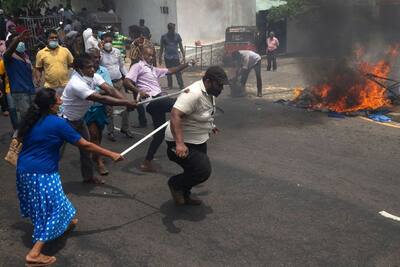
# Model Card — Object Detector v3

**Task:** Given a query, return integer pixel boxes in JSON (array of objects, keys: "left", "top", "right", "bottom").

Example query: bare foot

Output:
[{"left": 26, "top": 253, "right": 56, "bottom": 266}]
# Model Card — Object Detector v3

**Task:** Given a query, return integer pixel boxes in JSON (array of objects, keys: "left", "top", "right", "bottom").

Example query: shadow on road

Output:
[{"left": 160, "top": 200, "right": 213, "bottom": 234}]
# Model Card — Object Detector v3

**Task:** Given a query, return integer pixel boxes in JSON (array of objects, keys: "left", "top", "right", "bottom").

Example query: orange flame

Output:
[{"left": 310, "top": 45, "right": 398, "bottom": 113}]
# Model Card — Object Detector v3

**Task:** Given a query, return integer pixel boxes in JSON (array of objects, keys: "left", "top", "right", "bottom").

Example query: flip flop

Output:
[
  {"left": 26, "top": 256, "right": 56, "bottom": 266},
  {"left": 97, "top": 165, "right": 109, "bottom": 176}
]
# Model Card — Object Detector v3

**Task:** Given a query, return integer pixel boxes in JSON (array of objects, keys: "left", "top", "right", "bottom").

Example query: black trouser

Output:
[
  {"left": 267, "top": 50, "right": 277, "bottom": 71},
  {"left": 133, "top": 91, "right": 148, "bottom": 126},
  {"left": 67, "top": 119, "right": 94, "bottom": 180},
  {"left": 145, "top": 97, "right": 176, "bottom": 161},
  {"left": 0, "top": 92, "right": 8, "bottom": 112},
  {"left": 165, "top": 58, "right": 184, "bottom": 89},
  {"left": 241, "top": 60, "right": 262, "bottom": 96},
  {"left": 166, "top": 141, "right": 211, "bottom": 196}
]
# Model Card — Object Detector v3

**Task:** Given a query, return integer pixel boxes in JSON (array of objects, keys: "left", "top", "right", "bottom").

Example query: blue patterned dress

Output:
[{"left": 16, "top": 114, "right": 81, "bottom": 243}]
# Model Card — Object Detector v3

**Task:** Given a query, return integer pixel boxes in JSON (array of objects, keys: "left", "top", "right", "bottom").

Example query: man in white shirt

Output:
[
  {"left": 165, "top": 66, "right": 228, "bottom": 206},
  {"left": 232, "top": 50, "right": 263, "bottom": 97},
  {"left": 83, "top": 28, "right": 99, "bottom": 52},
  {"left": 100, "top": 32, "right": 133, "bottom": 140},
  {"left": 61, "top": 53, "right": 137, "bottom": 184}
]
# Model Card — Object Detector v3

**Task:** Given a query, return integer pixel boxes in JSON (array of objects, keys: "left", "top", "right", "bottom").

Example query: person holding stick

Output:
[
  {"left": 165, "top": 66, "right": 228, "bottom": 205},
  {"left": 16, "top": 89, "right": 124, "bottom": 266},
  {"left": 123, "top": 45, "right": 194, "bottom": 172},
  {"left": 61, "top": 53, "right": 137, "bottom": 184}
]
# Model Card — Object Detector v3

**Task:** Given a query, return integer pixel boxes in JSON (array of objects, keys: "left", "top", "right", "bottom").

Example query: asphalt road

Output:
[{"left": 1, "top": 63, "right": 400, "bottom": 266}]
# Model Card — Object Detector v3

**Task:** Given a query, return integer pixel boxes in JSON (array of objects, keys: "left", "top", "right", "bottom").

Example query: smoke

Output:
[{"left": 292, "top": 0, "right": 400, "bottom": 84}]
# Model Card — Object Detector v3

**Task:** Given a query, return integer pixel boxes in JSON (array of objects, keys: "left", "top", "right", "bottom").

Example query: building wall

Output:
[
  {"left": 176, "top": 0, "right": 256, "bottom": 46},
  {"left": 114, "top": 0, "right": 177, "bottom": 44}
]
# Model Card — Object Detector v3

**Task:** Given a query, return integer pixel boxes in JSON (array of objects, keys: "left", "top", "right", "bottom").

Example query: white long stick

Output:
[
  {"left": 137, "top": 89, "right": 187, "bottom": 106},
  {"left": 120, "top": 121, "right": 170, "bottom": 156}
]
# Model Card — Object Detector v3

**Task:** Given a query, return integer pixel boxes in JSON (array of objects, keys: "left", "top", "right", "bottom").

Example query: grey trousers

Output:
[
  {"left": 107, "top": 79, "right": 130, "bottom": 133},
  {"left": 67, "top": 119, "right": 94, "bottom": 180}
]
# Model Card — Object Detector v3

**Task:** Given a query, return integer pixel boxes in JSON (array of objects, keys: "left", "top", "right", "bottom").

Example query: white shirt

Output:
[
  {"left": 61, "top": 72, "right": 105, "bottom": 121},
  {"left": 239, "top": 50, "right": 261, "bottom": 69},
  {"left": 100, "top": 48, "right": 127, "bottom": 80},
  {"left": 82, "top": 28, "right": 93, "bottom": 50},
  {"left": 165, "top": 80, "right": 215, "bottom": 144},
  {"left": 86, "top": 36, "right": 99, "bottom": 52}
]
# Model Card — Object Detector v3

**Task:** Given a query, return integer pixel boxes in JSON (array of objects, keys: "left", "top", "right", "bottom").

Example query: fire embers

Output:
[{"left": 293, "top": 45, "right": 400, "bottom": 113}]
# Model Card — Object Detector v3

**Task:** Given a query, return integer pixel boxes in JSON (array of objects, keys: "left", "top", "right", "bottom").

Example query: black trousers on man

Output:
[
  {"left": 166, "top": 141, "right": 211, "bottom": 197},
  {"left": 267, "top": 50, "right": 277, "bottom": 71},
  {"left": 241, "top": 60, "right": 262, "bottom": 96},
  {"left": 145, "top": 97, "right": 176, "bottom": 161},
  {"left": 165, "top": 58, "right": 184, "bottom": 89}
]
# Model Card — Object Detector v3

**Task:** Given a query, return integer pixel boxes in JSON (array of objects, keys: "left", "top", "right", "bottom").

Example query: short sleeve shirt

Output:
[
  {"left": 161, "top": 33, "right": 182, "bottom": 60},
  {"left": 17, "top": 115, "right": 81, "bottom": 173},
  {"left": 35, "top": 46, "right": 74, "bottom": 88},
  {"left": 125, "top": 60, "right": 168, "bottom": 97},
  {"left": 165, "top": 80, "right": 215, "bottom": 144},
  {"left": 61, "top": 72, "right": 105, "bottom": 121},
  {"left": 239, "top": 50, "right": 261, "bottom": 70}
]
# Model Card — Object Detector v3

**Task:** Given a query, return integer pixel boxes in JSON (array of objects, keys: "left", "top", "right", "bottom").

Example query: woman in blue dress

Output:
[{"left": 16, "top": 88, "right": 124, "bottom": 266}]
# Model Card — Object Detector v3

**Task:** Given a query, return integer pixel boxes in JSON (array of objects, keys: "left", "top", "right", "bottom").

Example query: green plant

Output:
[{"left": 2, "top": 0, "right": 50, "bottom": 16}]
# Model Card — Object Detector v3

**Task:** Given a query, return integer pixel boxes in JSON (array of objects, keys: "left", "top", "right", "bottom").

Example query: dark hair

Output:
[
  {"left": 45, "top": 28, "right": 58, "bottom": 39},
  {"left": 5, "top": 33, "right": 19, "bottom": 47},
  {"left": 167, "top": 23, "right": 175, "bottom": 30},
  {"left": 203, "top": 66, "right": 229, "bottom": 85},
  {"left": 101, "top": 32, "right": 113, "bottom": 40},
  {"left": 73, "top": 53, "right": 93, "bottom": 70},
  {"left": 231, "top": 51, "right": 241, "bottom": 61},
  {"left": 18, "top": 89, "right": 57, "bottom": 139}
]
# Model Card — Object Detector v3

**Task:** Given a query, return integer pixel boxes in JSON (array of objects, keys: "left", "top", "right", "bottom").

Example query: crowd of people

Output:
[
  {"left": 0, "top": 7, "right": 229, "bottom": 265},
  {"left": 0, "top": 6, "right": 282, "bottom": 265}
]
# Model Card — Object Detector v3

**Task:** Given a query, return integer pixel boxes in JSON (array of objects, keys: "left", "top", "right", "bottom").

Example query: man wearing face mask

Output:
[
  {"left": 4, "top": 31, "right": 36, "bottom": 136},
  {"left": 61, "top": 53, "right": 137, "bottom": 184},
  {"left": 35, "top": 29, "right": 74, "bottom": 96},
  {"left": 124, "top": 45, "right": 193, "bottom": 172},
  {"left": 165, "top": 66, "right": 229, "bottom": 206},
  {"left": 99, "top": 32, "right": 133, "bottom": 141}
]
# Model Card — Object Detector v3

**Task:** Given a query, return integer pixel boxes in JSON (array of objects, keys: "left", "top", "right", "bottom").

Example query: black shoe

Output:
[
  {"left": 184, "top": 196, "right": 202, "bottom": 206},
  {"left": 121, "top": 129, "right": 134, "bottom": 138},
  {"left": 107, "top": 133, "right": 116, "bottom": 142}
]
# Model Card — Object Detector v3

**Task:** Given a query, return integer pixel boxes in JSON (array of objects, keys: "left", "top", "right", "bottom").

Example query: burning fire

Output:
[{"left": 308, "top": 45, "right": 399, "bottom": 113}]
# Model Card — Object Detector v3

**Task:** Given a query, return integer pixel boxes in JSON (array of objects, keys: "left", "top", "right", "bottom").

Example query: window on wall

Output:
[{"left": 160, "top": 6, "right": 169, "bottom": 14}]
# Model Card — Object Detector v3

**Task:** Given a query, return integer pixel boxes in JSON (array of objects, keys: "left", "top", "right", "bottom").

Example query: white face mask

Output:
[{"left": 104, "top": 42, "right": 112, "bottom": 51}]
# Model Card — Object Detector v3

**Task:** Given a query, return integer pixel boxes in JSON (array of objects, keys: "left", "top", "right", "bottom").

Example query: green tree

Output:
[
  {"left": 267, "top": 0, "right": 320, "bottom": 22},
  {"left": 2, "top": 0, "right": 50, "bottom": 16}
]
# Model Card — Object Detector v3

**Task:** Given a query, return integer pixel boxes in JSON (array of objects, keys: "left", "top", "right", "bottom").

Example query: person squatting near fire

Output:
[
  {"left": 266, "top": 31, "right": 279, "bottom": 71},
  {"left": 123, "top": 45, "right": 193, "bottom": 172},
  {"left": 232, "top": 50, "right": 263, "bottom": 97},
  {"left": 99, "top": 32, "right": 135, "bottom": 141},
  {"left": 165, "top": 66, "right": 229, "bottom": 205},
  {"left": 61, "top": 53, "right": 137, "bottom": 184},
  {"left": 16, "top": 88, "right": 124, "bottom": 266},
  {"left": 84, "top": 48, "right": 114, "bottom": 176}
]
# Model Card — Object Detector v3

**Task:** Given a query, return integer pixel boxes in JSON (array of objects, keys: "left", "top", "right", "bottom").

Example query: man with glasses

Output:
[{"left": 165, "top": 66, "right": 229, "bottom": 206}]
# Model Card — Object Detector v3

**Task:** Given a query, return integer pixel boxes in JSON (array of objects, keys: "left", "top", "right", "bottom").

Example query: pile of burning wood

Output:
[{"left": 291, "top": 45, "right": 400, "bottom": 115}]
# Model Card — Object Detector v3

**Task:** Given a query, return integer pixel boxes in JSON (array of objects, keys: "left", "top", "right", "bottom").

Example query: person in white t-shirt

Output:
[
  {"left": 83, "top": 28, "right": 99, "bottom": 52},
  {"left": 61, "top": 53, "right": 137, "bottom": 184},
  {"left": 165, "top": 66, "right": 229, "bottom": 206},
  {"left": 232, "top": 50, "right": 263, "bottom": 97}
]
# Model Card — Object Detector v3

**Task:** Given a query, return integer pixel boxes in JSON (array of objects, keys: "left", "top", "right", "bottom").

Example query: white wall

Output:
[
  {"left": 114, "top": 0, "right": 177, "bottom": 44},
  {"left": 176, "top": 0, "right": 256, "bottom": 46}
]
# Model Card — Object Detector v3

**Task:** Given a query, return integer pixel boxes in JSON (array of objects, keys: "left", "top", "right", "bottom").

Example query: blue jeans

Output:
[{"left": 7, "top": 93, "right": 33, "bottom": 130}]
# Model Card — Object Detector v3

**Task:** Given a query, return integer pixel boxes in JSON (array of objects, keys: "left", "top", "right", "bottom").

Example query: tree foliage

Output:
[
  {"left": 2, "top": 0, "right": 50, "bottom": 16},
  {"left": 267, "top": 0, "right": 318, "bottom": 22}
]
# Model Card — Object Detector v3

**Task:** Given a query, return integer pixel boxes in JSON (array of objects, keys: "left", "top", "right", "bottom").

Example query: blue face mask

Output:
[
  {"left": 16, "top": 42, "right": 25, "bottom": 53},
  {"left": 48, "top": 40, "right": 59, "bottom": 49}
]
